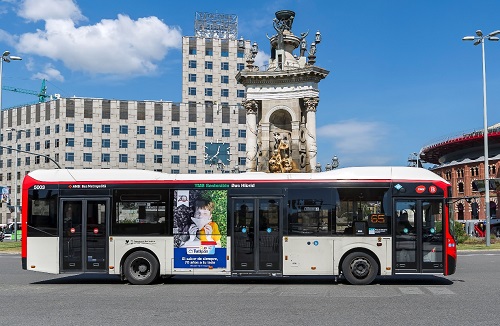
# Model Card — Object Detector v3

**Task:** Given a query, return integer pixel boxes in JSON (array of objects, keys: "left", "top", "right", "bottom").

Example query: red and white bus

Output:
[{"left": 21, "top": 166, "right": 456, "bottom": 285}]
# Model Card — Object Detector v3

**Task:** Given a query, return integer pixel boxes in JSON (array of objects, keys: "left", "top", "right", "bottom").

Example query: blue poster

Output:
[{"left": 173, "top": 189, "right": 227, "bottom": 269}]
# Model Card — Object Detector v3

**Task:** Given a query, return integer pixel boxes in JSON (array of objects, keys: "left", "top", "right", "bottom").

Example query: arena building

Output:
[{"left": 420, "top": 124, "right": 500, "bottom": 222}]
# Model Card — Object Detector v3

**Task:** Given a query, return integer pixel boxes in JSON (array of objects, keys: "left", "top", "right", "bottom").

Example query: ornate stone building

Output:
[{"left": 236, "top": 10, "right": 329, "bottom": 173}]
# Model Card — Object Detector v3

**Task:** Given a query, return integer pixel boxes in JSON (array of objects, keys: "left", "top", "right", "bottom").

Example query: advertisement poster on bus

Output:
[{"left": 173, "top": 189, "right": 227, "bottom": 269}]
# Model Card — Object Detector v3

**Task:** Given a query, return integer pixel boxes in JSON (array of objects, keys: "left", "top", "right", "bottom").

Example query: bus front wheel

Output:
[
  {"left": 123, "top": 251, "right": 159, "bottom": 285},
  {"left": 341, "top": 252, "right": 378, "bottom": 285}
]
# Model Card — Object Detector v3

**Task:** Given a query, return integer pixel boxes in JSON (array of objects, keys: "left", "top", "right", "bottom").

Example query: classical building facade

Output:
[{"left": 420, "top": 124, "right": 500, "bottom": 221}]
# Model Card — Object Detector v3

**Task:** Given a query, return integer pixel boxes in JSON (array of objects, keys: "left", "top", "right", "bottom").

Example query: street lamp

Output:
[
  {"left": 7, "top": 128, "right": 25, "bottom": 242},
  {"left": 463, "top": 29, "right": 500, "bottom": 246},
  {"left": 0, "top": 51, "right": 23, "bottom": 110}
]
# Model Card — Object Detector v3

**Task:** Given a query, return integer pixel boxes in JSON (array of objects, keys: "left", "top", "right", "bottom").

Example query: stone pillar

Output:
[
  {"left": 244, "top": 99, "right": 259, "bottom": 172},
  {"left": 304, "top": 97, "right": 319, "bottom": 171}
]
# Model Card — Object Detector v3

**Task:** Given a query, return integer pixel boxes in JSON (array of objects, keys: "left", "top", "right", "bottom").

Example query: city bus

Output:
[{"left": 21, "top": 167, "right": 456, "bottom": 285}]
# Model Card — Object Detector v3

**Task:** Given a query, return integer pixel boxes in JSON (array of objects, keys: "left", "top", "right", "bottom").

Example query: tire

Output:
[
  {"left": 341, "top": 252, "right": 378, "bottom": 285},
  {"left": 123, "top": 251, "right": 159, "bottom": 285}
]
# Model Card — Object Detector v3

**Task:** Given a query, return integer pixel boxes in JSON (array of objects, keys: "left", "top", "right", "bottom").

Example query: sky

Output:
[{"left": 1, "top": 0, "right": 500, "bottom": 169}]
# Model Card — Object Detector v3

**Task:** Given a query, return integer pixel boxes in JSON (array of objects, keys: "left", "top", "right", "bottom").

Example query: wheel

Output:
[
  {"left": 341, "top": 252, "right": 378, "bottom": 285},
  {"left": 123, "top": 251, "right": 159, "bottom": 285}
]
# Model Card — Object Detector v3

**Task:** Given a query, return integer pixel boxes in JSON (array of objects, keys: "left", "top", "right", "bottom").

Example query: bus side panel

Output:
[
  {"left": 333, "top": 237, "right": 392, "bottom": 276},
  {"left": 283, "top": 237, "right": 334, "bottom": 275},
  {"left": 111, "top": 237, "right": 167, "bottom": 276},
  {"left": 27, "top": 237, "right": 60, "bottom": 274}
]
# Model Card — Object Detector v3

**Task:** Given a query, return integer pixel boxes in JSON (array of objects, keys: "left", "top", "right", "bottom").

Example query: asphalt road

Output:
[{"left": 0, "top": 251, "right": 498, "bottom": 326}]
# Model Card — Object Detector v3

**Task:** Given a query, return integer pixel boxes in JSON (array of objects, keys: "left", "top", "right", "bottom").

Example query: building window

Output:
[
  {"left": 119, "top": 154, "right": 128, "bottom": 163},
  {"left": 221, "top": 50, "right": 229, "bottom": 57},
  {"left": 66, "top": 138, "right": 74, "bottom": 147},
  {"left": 205, "top": 88, "right": 213, "bottom": 96},
  {"left": 222, "top": 129, "right": 230, "bottom": 137},
  {"left": 237, "top": 90, "right": 245, "bottom": 98},
  {"left": 188, "top": 156, "right": 197, "bottom": 164},
  {"left": 44, "top": 140, "right": 50, "bottom": 149},
  {"left": 222, "top": 104, "right": 230, "bottom": 123},
  {"left": 171, "top": 155, "right": 180, "bottom": 164},
  {"left": 188, "top": 87, "right": 196, "bottom": 96},
  {"left": 237, "top": 63, "right": 244, "bottom": 71},
  {"left": 238, "top": 143, "right": 246, "bottom": 152},
  {"left": 84, "top": 124, "right": 92, "bottom": 133},
  {"left": 65, "top": 153, "right": 75, "bottom": 162},
  {"left": 205, "top": 49, "right": 213, "bottom": 56},
  {"left": 55, "top": 139, "right": 59, "bottom": 148},
  {"left": 171, "top": 169, "right": 180, "bottom": 174},
  {"left": 120, "top": 125, "right": 128, "bottom": 134},
  {"left": 137, "top": 102, "right": 146, "bottom": 120},
  {"left": 84, "top": 138, "right": 92, "bottom": 147},
  {"left": 66, "top": 123, "right": 74, "bottom": 132},
  {"left": 154, "top": 155, "right": 163, "bottom": 163},
  {"left": 119, "top": 140, "right": 128, "bottom": 148},
  {"left": 137, "top": 126, "right": 146, "bottom": 134},
  {"left": 45, "top": 126, "right": 50, "bottom": 135},
  {"left": 188, "top": 170, "right": 197, "bottom": 174},
  {"left": 137, "top": 140, "right": 146, "bottom": 149},
  {"left": 171, "top": 141, "right": 180, "bottom": 150},
  {"left": 102, "top": 139, "right": 110, "bottom": 148},
  {"left": 136, "top": 154, "right": 145, "bottom": 163},
  {"left": 221, "top": 89, "right": 229, "bottom": 97},
  {"left": 154, "top": 126, "right": 163, "bottom": 135},
  {"left": 238, "top": 157, "right": 246, "bottom": 166},
  {"left": 221, "top": 62, "right": 229, "bottom": 70},
  {"left": 154, "top": 140, "right": 163, "bottom": 149},
  {"left": 35, "top": 128, "right": 41, "bottom": 136},
  {"left": 189, "top": 48, "right": 196, "bottom": 55},
  {"left": 237, "top": 50, "right": 245, "bottom": 58},
  {"left": 458, "top": 182, "right": 464, "bottom": 193},
  {"left": 205, "top": 61, "right": 213, "bottom": 69},
  {"left": 221, "top": 75, "right": 229, "bottom": 84},
  {"left": 171, "top": 127, "right": 180, "bottom": 136},
  {"left": 205, "top": 128, "right": 213, "bottom": 137},
  {"left": 189, "top": 73, "right": 197, "bottom": 82},
  {"left": 83, "top": 153, "right": 92, "bottom": 162},
  {"left": 187, "top": 102, "right": 196, "bottom": 122},
  {"left": 102, "top": 153, "right": 110, "bottom": 162},
  {"left": 205, "top": 75, "right": 213, "bottom": 83},
  {"left": 102, "top": 124, "right": 111, "bottom": 133},
  {"left": 172, "top": 103, "right": 180, "bottom": 122},
  {"left": 189, "top": 60, "right": 197, "bottom": 68},
  {"left": 188, "top": 142, "right": 197, "bottom": 150},
  {"left": 154, "top": 103, "right": 163, "bottom": 121},
  {"left": 189, "top": 128, "right": 197, "bottom": 136}
]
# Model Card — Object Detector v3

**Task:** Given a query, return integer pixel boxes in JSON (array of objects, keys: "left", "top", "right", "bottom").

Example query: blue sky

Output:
[{"left": 1, "top": 0, "right": 500, "bottom": 168}]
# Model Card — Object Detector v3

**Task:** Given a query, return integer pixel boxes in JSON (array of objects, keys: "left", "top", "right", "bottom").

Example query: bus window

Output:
[
  {"left": 336, "top": 187, "right": 390, "bottom": 235},
  {"left": 287, "top": 188, "right": 335, "bottom": 236},
  {"left": 111, "top": 190, "right": 167, "bottom": 236},
  {"left": 27, "top": 190, "right": 58, "bottom": 237}
]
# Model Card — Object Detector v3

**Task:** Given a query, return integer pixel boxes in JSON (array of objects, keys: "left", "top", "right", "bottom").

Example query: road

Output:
[{"left": 0, "top": 251, "right": 498, "bottom": 326}]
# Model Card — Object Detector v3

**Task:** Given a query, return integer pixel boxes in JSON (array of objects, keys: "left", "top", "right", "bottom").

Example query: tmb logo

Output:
[{"left": 415, "top": 185, "right": 426, "bottom": 194}]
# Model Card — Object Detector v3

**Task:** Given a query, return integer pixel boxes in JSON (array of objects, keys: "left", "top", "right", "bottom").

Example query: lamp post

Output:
[
  {"left": 463, "top": 29, "right": 500, "bottom": 246},
  {"left": 7, "top": 128, "right": 25, "bottom": 242},
  {"left": 0, "top": 51, "right": 23, "bottom": 110}
]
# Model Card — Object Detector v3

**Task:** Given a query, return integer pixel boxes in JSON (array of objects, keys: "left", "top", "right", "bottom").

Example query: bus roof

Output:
[{"left": 25, "top": 167, "right": 448, "bottom": 184}]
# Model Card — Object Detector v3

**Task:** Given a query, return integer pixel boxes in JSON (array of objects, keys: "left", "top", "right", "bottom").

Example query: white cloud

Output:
[
  {"left": 16, "top": 14, "right": 182, "bottom": 76},
  {"left": 17, "top": 0, "right": 85, "bottom": 22},
  {"left": 317, "top": 119, "right": 393, "bottom": 166},
  {"left": 0, "top": 29, "right": 17, "bottom": 47},
  {"left": 31, "top": 63, "right": 64, "bottom": 82},
  {"left": 254, "top": 51, "right": 269, "bottom": 69}
]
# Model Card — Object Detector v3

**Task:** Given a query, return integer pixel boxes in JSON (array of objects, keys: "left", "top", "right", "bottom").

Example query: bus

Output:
[{"left": 21, "top": 167, "right": 456, "bottom": 285}]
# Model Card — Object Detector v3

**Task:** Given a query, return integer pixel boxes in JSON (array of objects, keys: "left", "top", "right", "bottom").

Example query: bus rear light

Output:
[
  {"left": 386, "top": 267, "right": 391, "bottom": 271},
  {"left": 30, "top": 265, "right": 36, "bottom": 269},
  {"left": 377, "top": 243, "right": 382, "bottom": 247},
  {"left": 226, "top": 256, "right": 229, "bottom": 260},
  {"left": 311, "top": 266, "right": 316, "bottom": 270},
  {"left": 285, "top": 255, "right": 288, "bottom": 260},
  {"left": 109, "top": 266, "right": 114, "bottom": 270},
  {"left": 208, "top": 266, "right": 213, "bottom": 270}
]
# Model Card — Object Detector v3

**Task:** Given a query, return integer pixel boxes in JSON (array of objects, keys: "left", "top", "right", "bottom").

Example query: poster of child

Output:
[{"left": 173, "top": 190, "right": 225, "bottom": 248}]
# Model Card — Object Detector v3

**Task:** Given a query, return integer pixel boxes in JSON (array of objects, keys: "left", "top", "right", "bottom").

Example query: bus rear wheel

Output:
[
  {"left": 342, "top": 252, "right": 378, "bottom": 285},
  {"left": 124, "top": 251, "right": 159, "bottom": 285}
]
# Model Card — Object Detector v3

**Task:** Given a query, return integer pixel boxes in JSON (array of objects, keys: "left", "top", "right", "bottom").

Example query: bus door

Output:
[
  {"left": 232, "top": 197, "right": 282, "bottom": 274},
  {"left": 60, "top": 199, "right": 109, "bottom": 272},
  {"left": 394, "top": 199, "right": 444, "bottom": 274}
]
